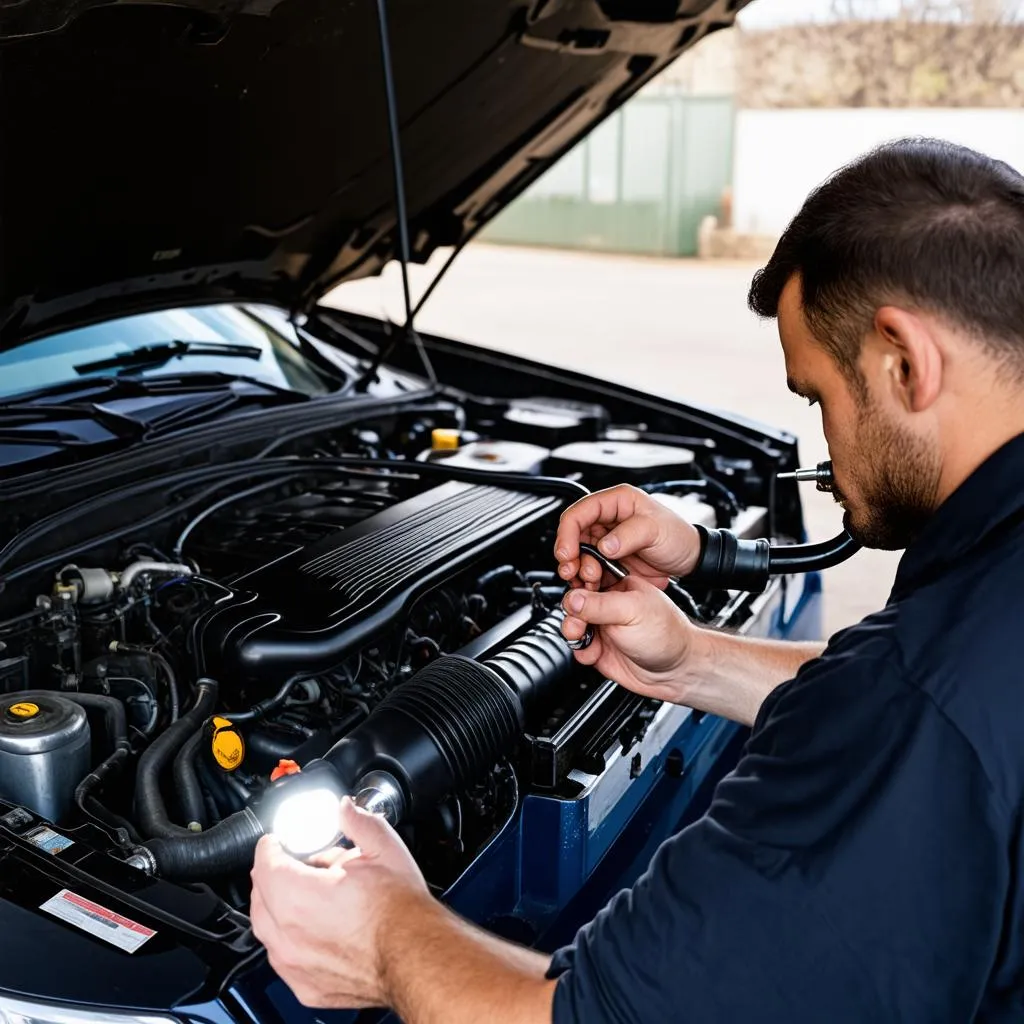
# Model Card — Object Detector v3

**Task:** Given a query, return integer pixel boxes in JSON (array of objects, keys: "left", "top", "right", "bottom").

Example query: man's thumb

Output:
[{"left": 339, "top": 795, "right": 392, "bottom": 855}]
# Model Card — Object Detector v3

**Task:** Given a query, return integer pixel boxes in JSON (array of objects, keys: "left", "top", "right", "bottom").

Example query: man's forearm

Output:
[
  {"left": 381, "top": 891, "right": 556, "bottom": 1024},
  {"left": 680, "top": 630, "right": 825, "bottom": 727}
]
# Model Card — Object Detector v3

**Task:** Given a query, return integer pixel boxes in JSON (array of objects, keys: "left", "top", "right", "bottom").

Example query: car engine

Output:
[{"left": 0, "top": 395, "right": 778, "bottom": 906}]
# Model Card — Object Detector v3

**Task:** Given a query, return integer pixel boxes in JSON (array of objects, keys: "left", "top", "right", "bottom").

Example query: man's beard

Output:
[{"left": 837, "top": 398, "right": 941, "bottom": 551}]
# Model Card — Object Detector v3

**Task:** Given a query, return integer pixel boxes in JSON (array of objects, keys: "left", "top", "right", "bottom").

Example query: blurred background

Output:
[{"left": 330, "top": 0, "right": 1024, "bottom": 637}]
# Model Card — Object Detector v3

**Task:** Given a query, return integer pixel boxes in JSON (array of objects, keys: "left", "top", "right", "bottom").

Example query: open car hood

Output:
[{"left": 0, "top": 0, "right": 749, "bottom": 349}]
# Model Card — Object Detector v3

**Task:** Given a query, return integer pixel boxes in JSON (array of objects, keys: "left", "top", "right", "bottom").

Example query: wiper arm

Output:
[
  {"left": 74, "top": 340, "right": 263, "bottom": 376},
  {"left": 0, "top": 401, "right": 145, "bottom": 440}
]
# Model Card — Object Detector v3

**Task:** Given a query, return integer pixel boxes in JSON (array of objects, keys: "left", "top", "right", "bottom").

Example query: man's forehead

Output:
[{"left": 777, "top": 274, "right": 819, "bottom": 365}]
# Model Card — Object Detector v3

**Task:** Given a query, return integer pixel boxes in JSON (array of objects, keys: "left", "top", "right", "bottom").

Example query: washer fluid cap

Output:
[{"left": 431, "top": 428, "right": 460, "bottom": 451}]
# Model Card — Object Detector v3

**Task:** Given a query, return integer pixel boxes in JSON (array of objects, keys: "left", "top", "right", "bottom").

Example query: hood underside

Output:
[{"left": 0, "top": 0, "right": 750, "bottom": 348}]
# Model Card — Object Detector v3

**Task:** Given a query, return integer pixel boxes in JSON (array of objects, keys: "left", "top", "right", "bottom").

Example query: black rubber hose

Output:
[
  {"left": 172, "top": 732, "right": 208, "bottom": 830},
  {"left": 113, "top": 646, "right": 180, "bottom": 723},
  {"left": 143, "top": 809, "right": 264, "bottom": 881},
  {"left": 246, "top": 728, "right": 307, "bottom": 765},
  {"left": 135, "top": 679, "right": 218, "bottom": 839},
  {"left": 65, "top": 693, "right": 135, "bottom": 844},
  {"left": 148, "top": 649, "right": 180, "bottom": 723},
  {"left": 221, "top": 675, "right": 305, "bottom": 724},
  {"left": 75, "top": 747, "right": 141, "bottom": 845},
  {"left": 62, "top": 693, "right": 128, "bottom": 754},
  {"left": 768, "top": 531, "right": 860, "bottom": 574}
]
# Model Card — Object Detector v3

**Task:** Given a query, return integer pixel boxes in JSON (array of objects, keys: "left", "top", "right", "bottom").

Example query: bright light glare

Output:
[
  {"left": 271, "top": 786, "right": 342, "bottom": 857},
  {"left": 0, "top": 993, "right": 173, "bottom": 1024}
]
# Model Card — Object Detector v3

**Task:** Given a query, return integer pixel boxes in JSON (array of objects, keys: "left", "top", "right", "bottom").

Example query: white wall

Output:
[{"left": 732, "top": 108, "right": 1024, "bottom": 236}]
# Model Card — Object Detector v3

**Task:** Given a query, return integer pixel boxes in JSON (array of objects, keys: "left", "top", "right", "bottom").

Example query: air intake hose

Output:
[{"left": 320, "top": 612, "right": 571, "bottom": 821}]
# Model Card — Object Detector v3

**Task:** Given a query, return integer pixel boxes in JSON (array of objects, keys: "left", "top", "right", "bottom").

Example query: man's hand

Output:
[
  {"left": 250, "top": 797, "right": 430, "bottom": 1009},
  {"left": 559, "top": 551, "right": 825, "bottom": 726},
  {"left": 251, "top": 799, "right": 557, "bottom": 1024},
  {"left": 554, "top": 484, "right": 702, "bottom": 591},
  {"left": 560, "top": 575, "right": 697, "bottom": 704}
]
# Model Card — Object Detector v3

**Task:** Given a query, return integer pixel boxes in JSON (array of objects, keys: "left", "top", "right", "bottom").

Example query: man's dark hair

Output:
[{"left": 748, "top": 137, "right": 1024, "bottom": 382}]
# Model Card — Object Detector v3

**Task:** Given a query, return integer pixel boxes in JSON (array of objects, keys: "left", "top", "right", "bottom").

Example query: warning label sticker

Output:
[
  {"left": 39, "top": 889, "right": 156, "bottom": 953},
  {"left": 25, "top": 827, "right": 74, "bottom": 855}
]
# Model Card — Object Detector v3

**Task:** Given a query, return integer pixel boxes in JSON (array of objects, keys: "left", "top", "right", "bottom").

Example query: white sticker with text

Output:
[{"left": 39, "top": 889, "right": 156, "bottom": 953}]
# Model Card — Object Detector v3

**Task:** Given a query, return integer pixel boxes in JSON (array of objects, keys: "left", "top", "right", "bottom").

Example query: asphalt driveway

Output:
[{"left": 328, "top": 244, "right": 901, "bottom": 638}]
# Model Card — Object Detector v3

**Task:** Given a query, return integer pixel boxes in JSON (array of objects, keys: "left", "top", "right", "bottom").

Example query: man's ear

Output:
[{"left": 871, "top": 305, "right": 943, "bottom": 413}]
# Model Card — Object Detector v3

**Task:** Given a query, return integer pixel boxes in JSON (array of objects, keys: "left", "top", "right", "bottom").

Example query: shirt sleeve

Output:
[{"left": 546, "top": 630, "right": 1008, "bottom": 1023}]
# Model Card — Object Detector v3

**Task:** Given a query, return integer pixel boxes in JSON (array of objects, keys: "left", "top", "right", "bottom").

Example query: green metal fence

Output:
[{"left": 481, "top": 93, "right": 734, "bottom": 258}]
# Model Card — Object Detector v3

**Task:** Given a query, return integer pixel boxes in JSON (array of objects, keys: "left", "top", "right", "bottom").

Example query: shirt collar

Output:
[{"left": 891, "top": 430, "right": 1024, "bottom": 599}]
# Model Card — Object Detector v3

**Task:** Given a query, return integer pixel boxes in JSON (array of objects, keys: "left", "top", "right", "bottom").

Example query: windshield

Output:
[{"left": 0, "top": 304, "right": 333, "bottom": 400}]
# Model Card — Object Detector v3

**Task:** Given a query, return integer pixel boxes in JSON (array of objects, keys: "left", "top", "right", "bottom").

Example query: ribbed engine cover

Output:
[{"left": 198, "top": 480, "right": 560, "bottom": 687}]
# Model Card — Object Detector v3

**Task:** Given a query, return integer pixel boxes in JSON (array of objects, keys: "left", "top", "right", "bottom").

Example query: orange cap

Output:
[{"left": 270, "top": 758, "right": 302, "bottom": 782}]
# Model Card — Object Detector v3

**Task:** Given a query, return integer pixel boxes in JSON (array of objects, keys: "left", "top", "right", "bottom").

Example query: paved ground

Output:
[{"left": 328, "top": 245, "right": 902, "bottom": 638}]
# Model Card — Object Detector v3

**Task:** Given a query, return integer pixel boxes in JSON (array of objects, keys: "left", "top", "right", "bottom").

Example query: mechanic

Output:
[{"left": 249, "top": 136, "right": 1024, "bottom": 1022}]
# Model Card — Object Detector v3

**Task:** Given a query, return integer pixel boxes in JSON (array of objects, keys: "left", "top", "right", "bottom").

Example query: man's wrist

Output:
[
  {"left": 671, "top": 616, "right": 717, "bottom": 705},
  {"left": 377, "top": 885, "right": 447, "bottom": 1009}
]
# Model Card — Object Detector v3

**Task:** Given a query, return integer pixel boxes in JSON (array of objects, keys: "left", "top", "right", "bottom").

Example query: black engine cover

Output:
[{"left": 198, "top": 481, "right": 559, "bottom": 687}]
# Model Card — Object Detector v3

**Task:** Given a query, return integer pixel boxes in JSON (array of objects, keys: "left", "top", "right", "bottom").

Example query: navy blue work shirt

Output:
[{"left": 548, "top": 432, "right": 1024, "bottom": 1022}]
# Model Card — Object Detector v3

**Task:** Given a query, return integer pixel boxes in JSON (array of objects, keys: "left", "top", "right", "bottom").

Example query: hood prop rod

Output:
[{"left": 354, "top": 0, "right": 436, "bottom": 392}]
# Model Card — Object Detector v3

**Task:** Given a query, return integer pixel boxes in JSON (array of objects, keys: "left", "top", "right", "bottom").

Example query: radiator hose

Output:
[
  {"left": 134, "top": 678, "right": 218, "bottom": 839},
  {"left": 138, "top": 808, "right": 264, "bottom": 880}
]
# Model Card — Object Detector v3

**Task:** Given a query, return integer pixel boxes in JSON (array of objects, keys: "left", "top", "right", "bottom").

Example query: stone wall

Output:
[{"left": 737, "top": 21, "right": 1024, "bottom": 108}]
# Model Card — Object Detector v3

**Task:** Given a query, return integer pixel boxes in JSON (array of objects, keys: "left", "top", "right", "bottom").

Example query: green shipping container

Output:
[{"left": 481, "top": 93, "right": 734, "bottom": 258}]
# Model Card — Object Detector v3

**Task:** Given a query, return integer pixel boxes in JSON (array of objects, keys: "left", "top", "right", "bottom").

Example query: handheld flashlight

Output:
[
  {"left": 257, "top": 759, "right": 407, "bottom": 860},
  {"left": 257, "top": 759, "right": 348, "bottom": 858}
]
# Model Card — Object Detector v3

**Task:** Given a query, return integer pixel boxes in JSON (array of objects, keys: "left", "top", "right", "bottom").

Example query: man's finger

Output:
[
  {"left": 306, "top": 845, "right": 361, "bottom": 871},
  {"left": 561, "top": 614, "right": 589, "bottom": 641},
  {"left": 595, "top": 514, "right": 659, "bottom": 561},
  {"left": 555, "top": 487, "right": 641, "bottom": 564},
  {"left": 562, "top": 579, "right": 647, "bottom": 626},
  {"left": 570, "top": 632, "right": 604, "bottom": 667},
  {"left": 338, "top": 796, "right": 397, "bottom": 857}
]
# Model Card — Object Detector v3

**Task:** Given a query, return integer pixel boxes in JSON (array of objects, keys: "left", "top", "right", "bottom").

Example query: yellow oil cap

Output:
[
  {"left": 7, "top": 701, "right": 39, "bottom": 719},
  {"left": 210, "top": 716, "right": 245, "bottom": 772},
  {"left": 431, "top": 428, "right": 460, "bottom": 451}
]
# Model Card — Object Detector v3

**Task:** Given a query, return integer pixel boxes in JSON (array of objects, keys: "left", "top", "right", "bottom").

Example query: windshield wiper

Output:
[{"left": 74, "top": 340, "right": 263, "bottom": 376}]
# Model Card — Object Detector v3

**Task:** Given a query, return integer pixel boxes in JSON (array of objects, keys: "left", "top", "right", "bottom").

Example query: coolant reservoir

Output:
[{"left": 0, "top": 692, "right": 90, "bottom": 823}]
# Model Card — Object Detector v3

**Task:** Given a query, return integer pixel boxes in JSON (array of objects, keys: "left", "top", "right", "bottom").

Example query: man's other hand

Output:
[
  {"left": 560, "top": 575, "right": 696, "bottom": 705},
  {"left": 554, "top": 484, "right": 702, "bottom": 591},
  {"left": 250, "top": 797, "right": 431, "bottom": 1010}
]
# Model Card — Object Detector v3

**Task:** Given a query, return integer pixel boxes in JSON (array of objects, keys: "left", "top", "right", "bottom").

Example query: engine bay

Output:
[{"left": 0, "top": 391, "right": 784, "bottom": 911}]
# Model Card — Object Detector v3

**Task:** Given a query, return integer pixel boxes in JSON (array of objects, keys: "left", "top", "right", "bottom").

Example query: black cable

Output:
[
  {"left": 111, "top": 645, "right": 180, "bottom": 724},
  {"left": 349, "top": 0, "right": 438, "bottom": 393},
  {"left": 221, "top": 676, "right": 307, "bottom": 724},
  {"left": 666, "top": 580, "right": 702, "bottom": 620},
  {"left": 767, "top": 532, "right": 859, "bottom": 574},
  {"left": 412, "top": 240, "right": 467, "bottom": 319},
  {"left": 173, "top": 475, "right": 306, "bottom": 561},
  {"left": 376, "top": 0, "right": 413, "bottom": 335}
]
